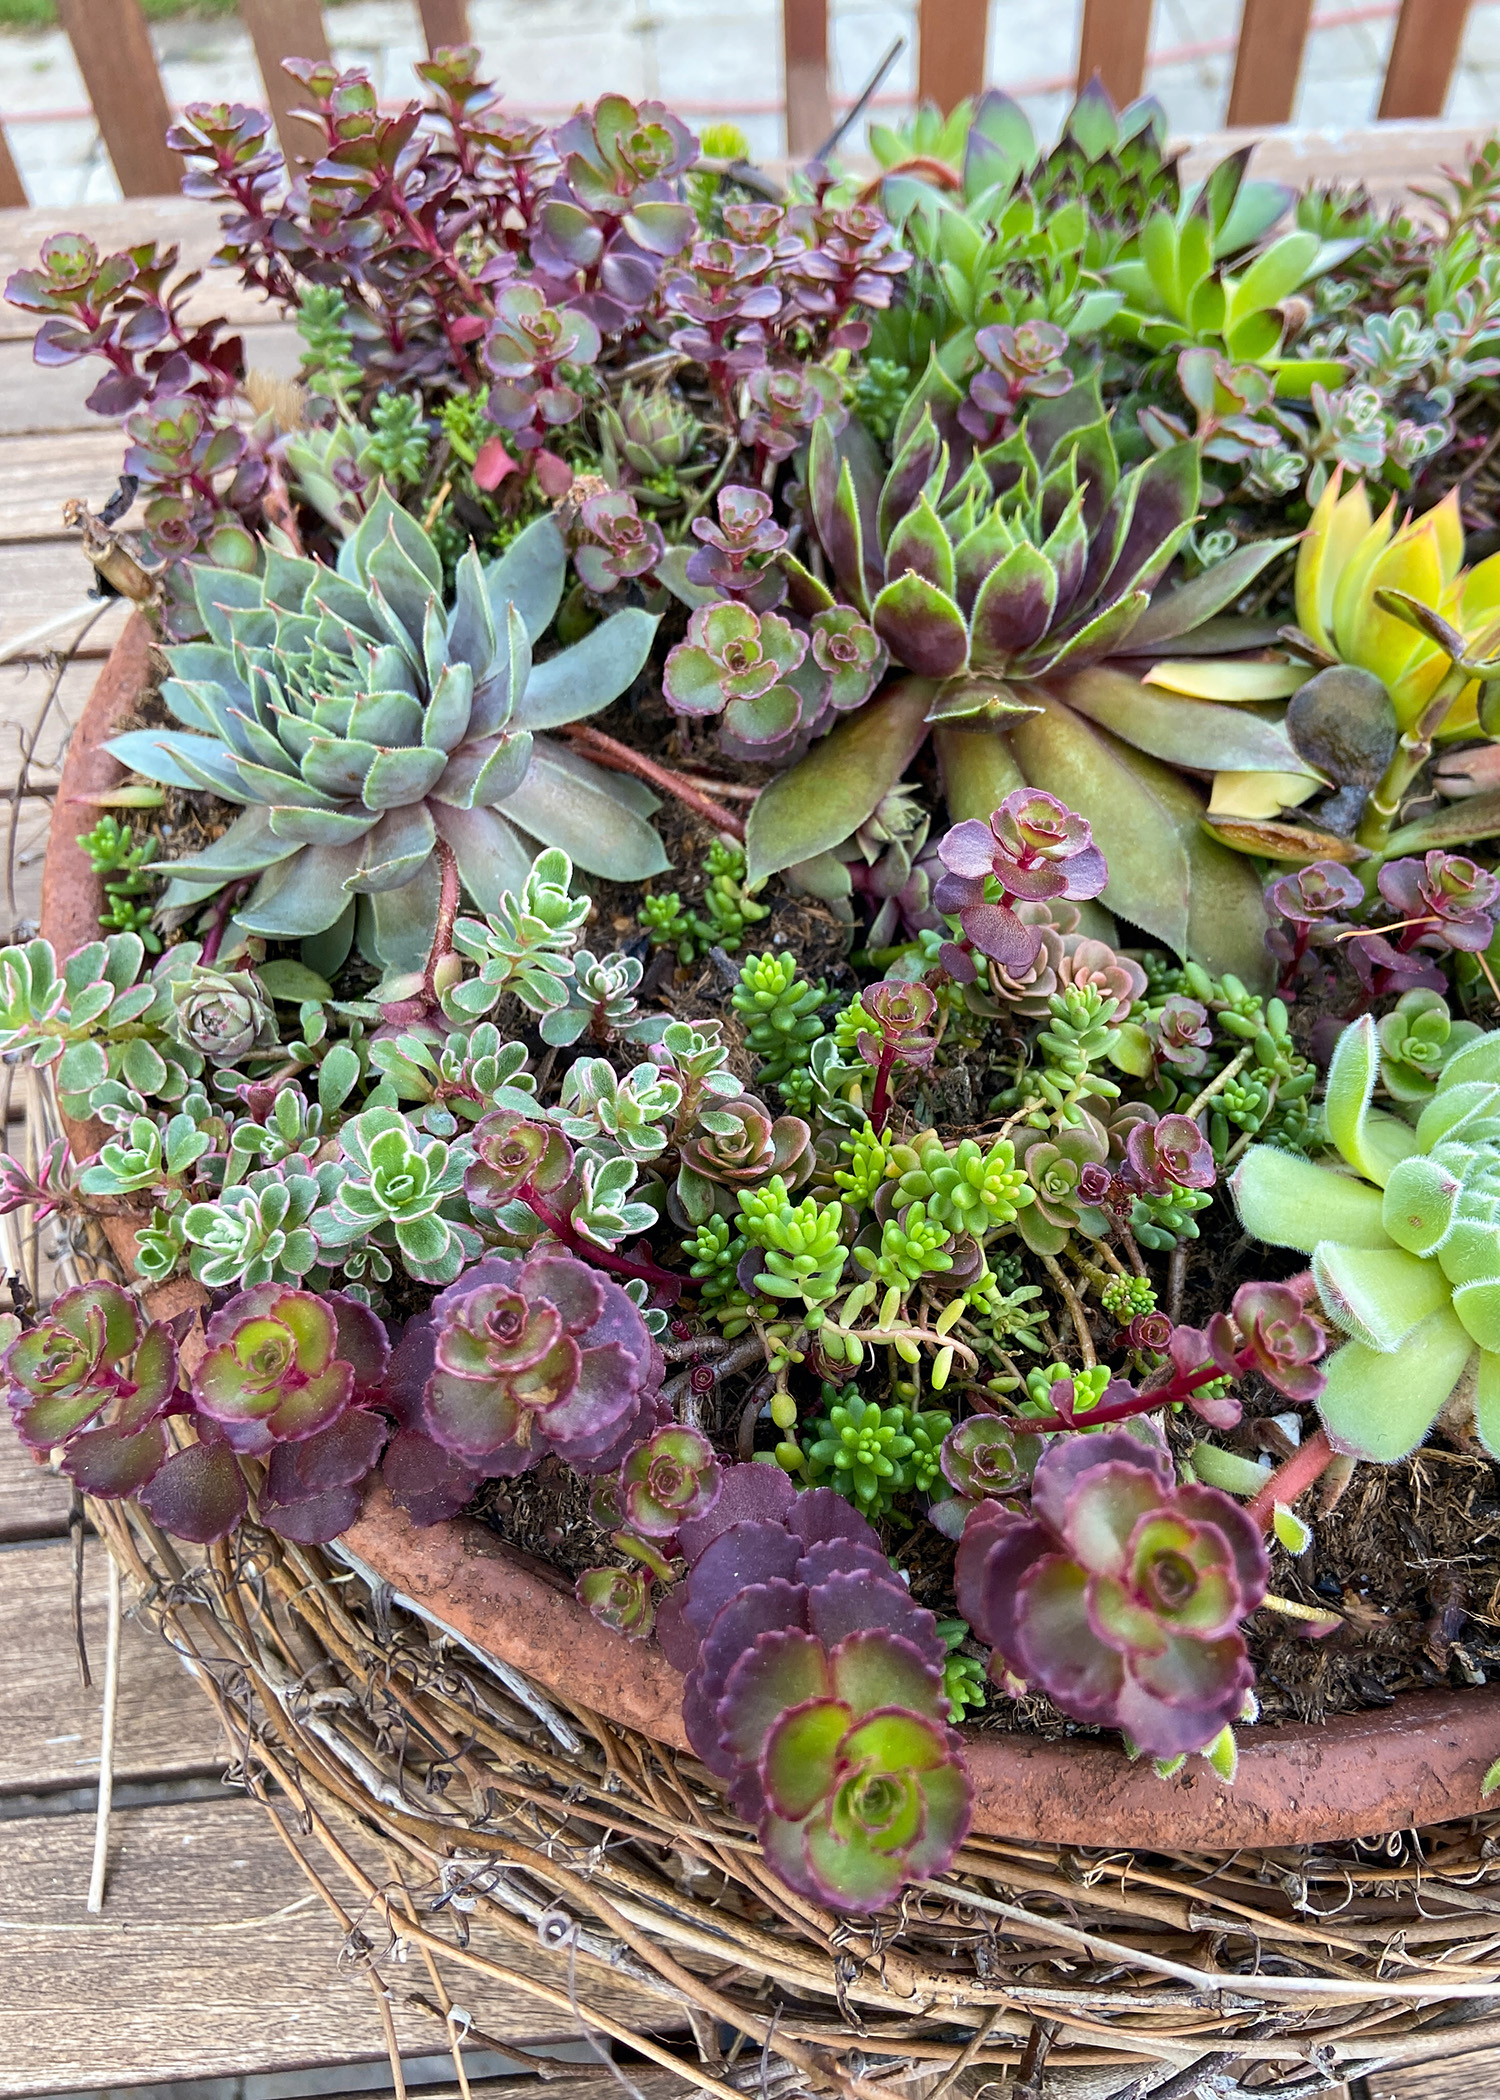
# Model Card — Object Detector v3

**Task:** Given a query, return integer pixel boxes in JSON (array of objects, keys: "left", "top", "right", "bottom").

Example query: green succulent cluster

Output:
[
  {"left": 312, "top": 1107, "right": 479, "bottom": 1286},
  {"left": 731, "top": 951, "right": 828, "bottom": 1099},
  {"left": 739, "top": 1176, "right": 848, "bottom": 1313},
  {"left": 640, "top": 841, "right": 770, "bottom": 964},
  {"left": 368, "top": 1024, "right": 537, "bottom": 1135},
  {"left": 796, "top": 1383, "right": 953, "bottom": 1515},
  {"left": 79, "top": 814, "right": 162, "bottom": 949}
]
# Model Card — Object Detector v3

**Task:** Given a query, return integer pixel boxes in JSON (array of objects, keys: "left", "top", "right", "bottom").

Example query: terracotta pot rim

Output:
[{"left": 44, "top": 621, "right": 1500, "bottom": 1853}]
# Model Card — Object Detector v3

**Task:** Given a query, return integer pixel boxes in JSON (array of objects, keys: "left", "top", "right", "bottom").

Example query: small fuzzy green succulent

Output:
[
  {"left": 1235, "top": 1017, "right": 1500, "bottom": 1461},
  {"left": 1378, "top": 989, "right": 1482, "bottom": 1106},
  {"left": 108, "top": 500, "right": 667, "bottom": 970}
]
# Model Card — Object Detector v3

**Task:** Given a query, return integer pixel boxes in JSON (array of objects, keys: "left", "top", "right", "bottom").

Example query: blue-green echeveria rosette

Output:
[
  {"left": 1234, "top": 1018, "right": 1500, "bottom": 1464},
  {"left": 105, "top": 498, "right": 667, "bottom": 970}
]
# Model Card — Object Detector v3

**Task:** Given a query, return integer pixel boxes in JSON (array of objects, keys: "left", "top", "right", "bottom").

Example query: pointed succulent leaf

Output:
[
  {"left": 483, "top": 513, "right": 568, "bottom": 642},
  {"left": 884, "top": 493, "right": 956, "bottom": 599},
  {"left": 746, "top": 678, "right": 934, "bottom": 884},
  {"left": 501, "top": 740, "right": 668, "bottom": 881},
  {"left": 513, "top": 607, "right": 658, "bottom": 729},
  {"left": 970, "top": 543, "right": 1058, "bottom": 667},
  {"left": 872, "top": 571, "right": 970, "bottom": 680},
  {"left": 1064, "top": 665, "right": 1316, "bottom": 775},
  {"left": 106, "top": 729, "right": 253, "bottom": 799}
]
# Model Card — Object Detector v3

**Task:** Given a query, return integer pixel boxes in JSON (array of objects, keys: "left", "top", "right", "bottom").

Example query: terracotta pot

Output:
[{"left": 46, "top": 621, "right": 1500, "bottom": 1850}]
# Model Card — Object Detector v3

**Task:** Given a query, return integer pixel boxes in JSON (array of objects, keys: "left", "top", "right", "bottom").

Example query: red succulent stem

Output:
[
  {"left": 422, "top": 837, "right": 462, "bottom": 1001},
  {"left": 1246, "top": 1428, "right": 1335, "bottom": 1534},
  {"left": 868, "top": 1040, "right": 900, "bottom": 1136},
  {"left": 520, "top": 1185, "right": 683, "bottom": 1299},
  {"left": 559, "top": 723, "right": 748, "bottom": 841},
  {"left": 1013, "top": 1352, "right": 1237, "bottom": 1433},
  {"left": 199, "top": 879, "right": 251, "bottom": 967}
]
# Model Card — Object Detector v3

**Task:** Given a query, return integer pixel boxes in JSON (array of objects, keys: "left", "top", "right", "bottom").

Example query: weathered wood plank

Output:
[
  {"left": 418, "top": 0, "right": 473, "bottom": 55},
  {"left": 0, "top": 1798, "right": 683, "bottom": 2094},
  {"left": 54, "top": 0, "right": 181, "bottom": 201},
  {"left": 1379, "top": 0, "right": 1473, "bottom": 119},
  {"left": 0, "top": 660, "right": 99, "bottom": 792},
  {"left": 1077, "top": 0, "right": 1154, "bottom": 105},
  {"left": 783, "top": 0, "right": 832, "bottom": 159},
  {"left": 0, "top": 325, "right": 299, "bottom": 439},
  {"left": 1227, "top": 0, "right": 1316, "bottom": 128},
  {"left": 241, "top": 0, "right": 334, "bottom": 168},
  {"left": 917, "top": 0, "right": 989, "bottom": 115},
  {"left": 1175, "top": 123, "right": 1485, "bottom": 215},
  {"left": 0, "top": 1423, "right": 72, "bottom": 1544},
  {"left": 0, "top": 541, "right": 130, "bottom": 662},
  {"left": 0, "top": 1536, "right": 227, "bottom": 1796},
  {"left": 1378, "top": 2046, "right": 1500, "bottom": 2097},
  {"left": 0, "top": 199, "right": 285, "bottom": 344},
  {"left": 0, "top": 431, "right": 146, "bottom": 546}
]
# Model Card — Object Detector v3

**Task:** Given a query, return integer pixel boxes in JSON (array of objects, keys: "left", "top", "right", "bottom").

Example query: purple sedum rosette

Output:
[
  {"left": 419, "top": 1250, "right": 666, "bottom": 1476},
  {"left": 3, "top": 1282, "right": 178, "bottom": 1495},
  {"left": 957, "top": 1430, "right": 1267, "bottom": 1761}
]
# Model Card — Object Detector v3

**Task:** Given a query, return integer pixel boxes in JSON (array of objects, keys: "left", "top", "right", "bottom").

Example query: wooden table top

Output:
[{"left": 4, "top": 150, "right": 1500, "bottom": 2095}]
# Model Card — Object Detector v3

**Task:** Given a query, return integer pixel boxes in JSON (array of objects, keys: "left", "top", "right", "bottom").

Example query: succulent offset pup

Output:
[
  {"left": 1234, "top": 1017, "right": 1500, "bottom": 1462},
  {"left": 107, "top": 496, "right": 666, "bottom": 969}
]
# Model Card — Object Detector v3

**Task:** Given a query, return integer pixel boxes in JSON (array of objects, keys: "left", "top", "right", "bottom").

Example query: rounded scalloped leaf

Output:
[
  {"left": 760, "top": 1697, "right": 849, "bottom": 1820},
  {"left": 139, "top": 1439, "right": 249, "bottom": 1544}
]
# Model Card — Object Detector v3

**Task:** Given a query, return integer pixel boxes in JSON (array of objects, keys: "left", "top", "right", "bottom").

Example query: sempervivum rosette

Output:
[
  {"left": 107, "top": 495, "right": 666, "bottom": 970},
  {"left": 656, "top": 1465, "right": 972, "bottom": 1911}
]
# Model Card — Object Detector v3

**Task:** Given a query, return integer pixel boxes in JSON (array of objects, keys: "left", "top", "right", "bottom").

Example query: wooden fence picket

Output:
[
  {"left": 417, "top": 0, "right": 473, "bottom": 54},
  {"left": 239, "top": 0, "right": 332, "bottom": 166},
  {"left": 1076, "top": 0, "right": 1155, "bottom": 107},
  {"left": 1379, "top": 0, "right": 1474, "bottom": 117},
  {"left": 916, "top": 0, "right": 989, "bottom": 114},
  {"left": 55, "top": 0, "right": 178, "bottom": 198},
  {"left": 784, "top": 0, "right": 833, "bottom": 159},
  {"left": 1227, "top": 0, "right": 1317, "bottom": 127}
]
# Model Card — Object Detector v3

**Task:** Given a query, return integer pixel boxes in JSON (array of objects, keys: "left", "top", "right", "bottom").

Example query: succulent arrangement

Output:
[{"left": 12, "top": 51, "right": 1500, "bottom": 1918}]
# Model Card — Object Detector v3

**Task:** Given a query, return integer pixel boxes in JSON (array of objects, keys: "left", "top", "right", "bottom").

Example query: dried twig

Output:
[{"left": 86, "top": 1553, "right": 121, "bottom": 1914}]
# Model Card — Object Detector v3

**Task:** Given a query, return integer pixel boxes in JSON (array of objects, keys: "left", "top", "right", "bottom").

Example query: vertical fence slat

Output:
[
  {"left": 783, "top": 0, "right": 833, "bottom": 158},
  {"left": 417, "top": 0, "right": 473, "bottom": 55},
  {"left": 917, "top": 0, "right": 989, "bottom": 114},
  {"left": 1227, "top": 0, "right": 1315, "bottom": 126},
  {"left": 0, "top": 125, "right": 26, "bottom": 211},
  {"left": 240, "top": 0, "right": 334, "bottom": 167},
  {"left": 55, "top": 0, "right": 178, "bottom": 198},
  {"left": 1378, "top": 0, "right": 1472, "bottom": 118},
  {"left": 1076, "top": 0, "right": 1154, "bottom": 107}
]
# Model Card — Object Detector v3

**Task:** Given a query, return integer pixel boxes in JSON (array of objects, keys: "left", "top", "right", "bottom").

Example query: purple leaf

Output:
[
  {"left": 871, "top": 571, "right": 969, "bottom": 680},
  {"left": 139, "top": 1439, "right": 248, "bottom": 1544}
]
